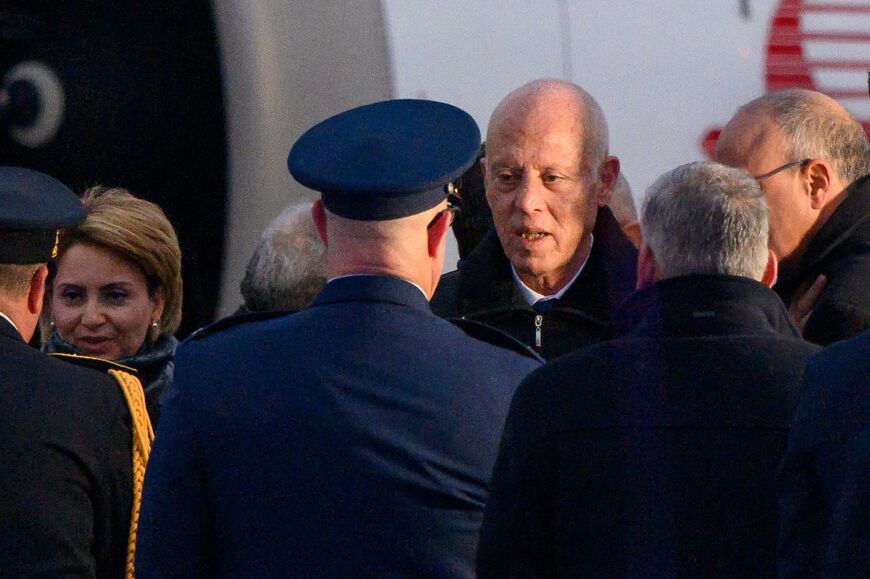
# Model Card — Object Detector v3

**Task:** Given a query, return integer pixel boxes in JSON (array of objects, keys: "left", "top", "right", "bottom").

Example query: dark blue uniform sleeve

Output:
[
  {"left": 776, "top": 372, "right": 827, "bottom": 578},
  {"left": 137, "top": 346, "right": 214, "bottom": 578}
]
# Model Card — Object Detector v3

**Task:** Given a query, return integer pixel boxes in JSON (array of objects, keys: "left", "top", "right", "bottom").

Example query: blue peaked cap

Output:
[
  {"left": 0, "top": 167, "right": 85, "bottom": 264},
  {"left": 288, "top": 99, "right": 481, "bottom": 220}
]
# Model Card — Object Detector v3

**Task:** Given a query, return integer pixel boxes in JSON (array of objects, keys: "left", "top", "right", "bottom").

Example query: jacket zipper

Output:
[{"left": 534, "top": 314, "right": 543, "bottom": 348}]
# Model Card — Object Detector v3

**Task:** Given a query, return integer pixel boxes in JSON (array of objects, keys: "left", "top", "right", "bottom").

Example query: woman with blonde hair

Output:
[{"left": 43, "top": 186, "right": 183, "bottom": 425}]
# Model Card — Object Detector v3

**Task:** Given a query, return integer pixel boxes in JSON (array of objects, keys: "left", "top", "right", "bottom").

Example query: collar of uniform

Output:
[
  {"left": 510, "top": 234, "right": 594, "bottom": 306},
  {"left": 312, "top": 274, "right": 431, "bottom": 313},
  {"left": 607, "top": 274, "right": 801, "bottom": 340},
  {"left": 0, "top": 312, "right": 21, "bottom": 339}
]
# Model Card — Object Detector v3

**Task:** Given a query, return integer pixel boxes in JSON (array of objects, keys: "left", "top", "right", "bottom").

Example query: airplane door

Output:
[{"left": 0, "top": 1, "right": 226, "bottom": 336}]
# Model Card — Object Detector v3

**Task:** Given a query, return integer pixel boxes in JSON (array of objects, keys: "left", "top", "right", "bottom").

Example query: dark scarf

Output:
[{"left": 44, "top": 331, "right": 178, "bottom": 424}]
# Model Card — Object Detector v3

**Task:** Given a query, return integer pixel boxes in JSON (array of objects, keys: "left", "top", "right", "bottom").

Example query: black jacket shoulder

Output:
[{"left": 189, "top": 309, "right": 293, "bottom": 341}]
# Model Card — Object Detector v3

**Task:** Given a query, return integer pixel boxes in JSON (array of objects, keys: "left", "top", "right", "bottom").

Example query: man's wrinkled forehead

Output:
[{"left": 486, "top": 108, "right": 585, "bottom": 163}]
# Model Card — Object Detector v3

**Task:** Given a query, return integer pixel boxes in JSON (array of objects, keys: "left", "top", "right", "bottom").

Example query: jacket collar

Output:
[
  {"left": 310, "top": 274, "right": 432, "bottom": 314},
  {"left": 607, "top": 275, "right": 802, "bottom": 340},
  {"left": 777, "top": 174, "right": 870, "bottom": 293},
  {"left": 0, "top": 314, "right": 22, "bottom": 342},
  {"left": 455, "top": 207, "right": 635, "bottom": 322}
]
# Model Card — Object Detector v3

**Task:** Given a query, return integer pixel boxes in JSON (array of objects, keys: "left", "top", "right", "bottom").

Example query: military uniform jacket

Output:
[
  {"left": 431, "top": 207, "right": 637, "bottom": 360},
  {"left": 775, "top": 174, "right": 870, "bottom": 345},
  {"left": 136, "top": 275, "right": 540, "bottom": 578},
  {"left": 477, "top": 276, "right": 821, "bottom": 578},
  {"left": 0, "top": 317, "right": 133, "bottom": 579},
  {"left": 778, "top": 330, "right": 870, "bottom": 577}
]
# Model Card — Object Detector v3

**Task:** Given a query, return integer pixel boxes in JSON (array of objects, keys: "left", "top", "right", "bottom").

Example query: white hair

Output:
[
  {"left": 240, "top": 202, "right": 326, "bottom": 312},
  {"left": 641, "top": 161, "right": 770, "bottom": 280}
]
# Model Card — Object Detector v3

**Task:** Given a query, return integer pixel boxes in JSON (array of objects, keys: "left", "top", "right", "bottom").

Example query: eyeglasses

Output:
[{"left": 753, "top": 159, "right": 811, "bottom": 182}]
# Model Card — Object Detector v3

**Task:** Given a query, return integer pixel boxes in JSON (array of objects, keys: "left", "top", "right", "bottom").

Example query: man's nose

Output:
[{"left": 513, "top": 175, "right": 543, "bottom": 213}]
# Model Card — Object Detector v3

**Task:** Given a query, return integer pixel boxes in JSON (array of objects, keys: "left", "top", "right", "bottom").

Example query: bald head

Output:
[
  {"left": 312, "top": 200, "right": 452, "bottom": 299},
  {"left": 716, "top": 88, "right": 869, "bottom": 269},
  {"left": 720, "top": 89, "right": 869, "bottom": 184},
  {"left": 483, "top": 79, "right": 619, "bottom": 294},
  {"left": 488, "top": 79, "right": 610, "bottom": 173}
]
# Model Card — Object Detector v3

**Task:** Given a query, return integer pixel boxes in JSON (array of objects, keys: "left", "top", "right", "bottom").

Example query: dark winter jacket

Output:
[
  {"left": 775, "top": 174, "right": 870, "bottom": 345},
  {"left": 478, "top": 275, "right": 821, "bottom": 578},
  {"left": 431, "top": 207, "right": 637, "bottom": 360}
]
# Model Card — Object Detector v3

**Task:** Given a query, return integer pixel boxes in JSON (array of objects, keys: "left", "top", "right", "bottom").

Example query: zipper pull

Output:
[{"left": 534, "top": 314, "right": 543, "bottom": 348}]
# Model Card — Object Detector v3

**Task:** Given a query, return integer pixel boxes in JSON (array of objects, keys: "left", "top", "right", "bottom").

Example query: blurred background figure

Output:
[
  {"left": 0, "top": 167, "right": 133, "bottom": 578},
  {"left": 239, "top": 201, "right": 326, "bottom": 313},
  {"left": 451, "top": 143, "right": 494, "bottom": 261},
  {"left": 42, "top": 186, "right": 183, "bottom": 425},
  {"left": 609, "top": 172, "right": 642, "bottom": 248},
  {"left": 778, "top": 329, "right": 870, "bottom": 577}
]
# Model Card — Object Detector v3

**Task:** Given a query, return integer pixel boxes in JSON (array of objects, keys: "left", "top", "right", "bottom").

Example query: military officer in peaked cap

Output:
[
  {"left": 137, "top": 99, "right": 541, "bottom": 578},
  {"left": 0, "top": 167, "right": 133, "bottom": 578}
]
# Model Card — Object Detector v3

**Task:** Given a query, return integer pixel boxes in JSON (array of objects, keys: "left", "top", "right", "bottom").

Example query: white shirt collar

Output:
[
  {"left": 0, "top": 312, "right": 21, "bottom": 335},
  {"left": 328, "top": 273, "right": 429, "bottom": 300},
  {"left": 511, "top": 234, "right": 594, "bottom": 306}
]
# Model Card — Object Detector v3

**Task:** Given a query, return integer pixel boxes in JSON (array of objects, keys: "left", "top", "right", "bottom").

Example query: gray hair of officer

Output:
[
  {"left": 641, "top": 161, "right": 770, "bottom": 280},
  {"left": 240, "top": 202, "right": 327, "bottom": 312}
]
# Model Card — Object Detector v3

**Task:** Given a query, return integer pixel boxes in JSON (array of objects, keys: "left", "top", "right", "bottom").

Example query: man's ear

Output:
[
  {"left": 761, "top": 249, "right": 778, "bottom": 288},
  {"left": 27, "top": 265, "right": 48, "bottom": 315},
  {"left": 312, "top": 199, "right": 328, "bottom": 246},
  {"left": 427, "top": 210, "right": 451, "bottom": 258},
  {"left": 596, "top": 156, "right": 620, "bottom": 207},
  {"left": 636, "top": 243, "right": 658, "bottom": 290},
  {"left": 479, "top": 156, "right": 487, "bottom": 181},
  {"left": 804, "top": 159, "right": 833, "bottom": 210}
]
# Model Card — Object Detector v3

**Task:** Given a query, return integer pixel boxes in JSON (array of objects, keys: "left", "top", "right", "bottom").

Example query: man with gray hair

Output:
[
  {"left": 240, "top": 201, "right": 326, "bottom": 313},
  {"left": 716, "top": 88, "right": 870, "bottom": 344},
  {"left": 478, "top": 161, "right": 820, "bottom": 578}
]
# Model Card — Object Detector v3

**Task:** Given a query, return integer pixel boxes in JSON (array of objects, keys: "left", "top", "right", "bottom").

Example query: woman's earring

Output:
[{"left": 49, "top": 320, "right": 56, "bottom": 329}]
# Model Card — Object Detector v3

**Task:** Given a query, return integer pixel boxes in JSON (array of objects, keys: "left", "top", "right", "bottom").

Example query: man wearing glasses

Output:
[{"left": 716, "top": 88, "right": 870, "bottom": 345}]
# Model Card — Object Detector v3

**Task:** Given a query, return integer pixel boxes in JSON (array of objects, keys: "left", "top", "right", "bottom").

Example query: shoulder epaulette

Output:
[
  {"left": 188, "top": 309, "right": 293, "bottom": 341},
  {"left": 49, "top": 352, "right": 138, "bottom": 374},
  {"left": 449, "top": 317, "right": 545, "bottom": 363}
]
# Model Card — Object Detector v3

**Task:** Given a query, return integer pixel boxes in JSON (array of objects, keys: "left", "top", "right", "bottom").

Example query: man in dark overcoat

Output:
[
  {"left": 778, "top": 329, "right": 870, "bottom": 577},
  {"left": 136, "top": 100, "right": 541, "bottom": 578},
  {"left": 0, "top": 167, "right": 133, "bottom": 578},
  {"left": 477, "top": 161, "right": 821, "bottom": 578},
  {"left": 717, "top": 88, "right": 870, "bottom": 345},
  {"left": 431, "top": 79, "right": 637, "bottom": 360}
]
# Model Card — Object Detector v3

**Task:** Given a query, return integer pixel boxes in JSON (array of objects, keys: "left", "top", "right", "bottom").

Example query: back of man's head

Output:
[
  {"left": 741, "top": 89, "right": 869, "bottom": 184},
  {"left": 241, "top": 202, "right": 326, "bottom": 312},
  {"left": 288, "top": 99, "right": 481, "bottom": 299},
  {"left": 642, "top": 161, "right": 770, "bottom": 281},
  {"left": 0, "top": 264, "right": 42, "bottom": 299}
]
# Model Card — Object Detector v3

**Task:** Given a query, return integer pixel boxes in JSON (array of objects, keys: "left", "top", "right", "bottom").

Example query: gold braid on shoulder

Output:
[{"left": 109, "top": 369, "right": 154, "bottom": 579}]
